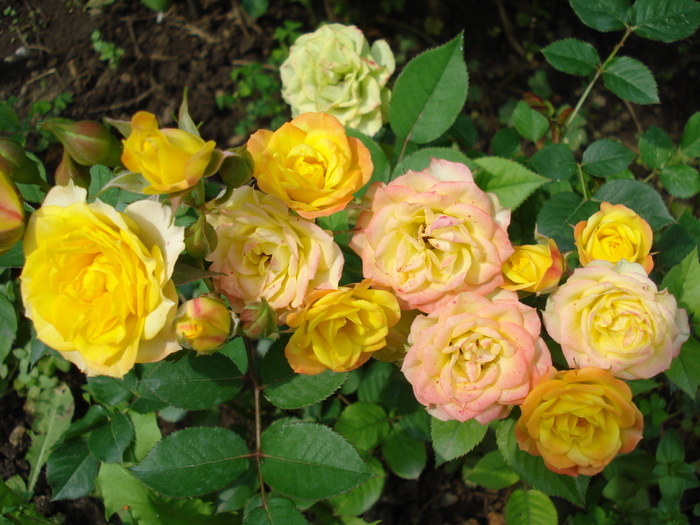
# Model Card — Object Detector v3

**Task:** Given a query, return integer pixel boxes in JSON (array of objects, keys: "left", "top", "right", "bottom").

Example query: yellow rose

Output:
[
  {"left": 121, "top": 111, "right": 216, "bottom": 194},
  {"left": 543, "top": 260, "right": 689, "bottom": 380},
  {"left": 515, "top": 367, "right": 644, "bottom": 477},
  {"left": 174, "top": 295, "right": 234, "bottom": 354},
  {"left": 285, "top": 280, "right": 401, "bottom": 375},
  {"left": 574, "top": 202, "right": 653, "bottom": 272},
  {"left": 20, "top": 183, "right": 184, "bottom": 377},
  {"left": 247, "top": 112, "right": 373, "bottom": 219},
  {"left": 502, "top": 238, "right": 564, "bottom": 294},
  {"left": 0, "top": 167, "right": 25, "bottom": 255}
]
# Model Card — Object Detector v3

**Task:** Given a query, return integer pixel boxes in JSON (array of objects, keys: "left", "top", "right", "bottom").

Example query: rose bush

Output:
[
  {"left": 515, "top": 367, "right": 644, "bottom": 477},
  {"left": 20, "top": 183, "right": 184, "bottom": 377},
  {"left": 543, "top": 260, "right": 689, "bottom": 380},
  {"left": 280, "top": 24, "right": 395, "bottom": 136},
  {"left": 247, "top": 112, "right": 373, "bottom": 219},
  {"left": 501, "top": 237, "right": 564, "bottom": 294},
  {"left": 350, "top": 158, "right": 513, "bottom": 313},
  {"left": 121, "top": 111, "right": 216, "bottom": 194},
  {"left": 574, "top": 202, "right": 654, "bottom": 272},
  {"left": 206, "top": 186, "right": 343, "bottom": 319},
  {"left": 402, "top": 289, "right": 551, "bottom": 424},
  {"left": 285, "top": 279, "right": 401, "bottom": 375},
  {"left": 174, "top": 295, "right": 234, "bottom": 354}
]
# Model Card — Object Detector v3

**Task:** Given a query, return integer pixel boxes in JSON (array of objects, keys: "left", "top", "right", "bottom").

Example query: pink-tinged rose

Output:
[
  {"left": 20, "top": 183, "right": 184, "bottom": 378},
  {"left": 206, "top": 186, "right": 343, "bottom": 320},
  {"left": 0, "top": 166, "right": 25, "bottom": 255},
  {"left": 502, "top": 237, "right": 564, "bottom": 294},
  {"left": 515, "top": 367, "right": 644, "bottom": 477},
  {"left": 543, "top": 260, "right": 689, "bottom": 380},
  {"left": 174, "top": 295, "right": 234, "bottom": 354},
  {"left": 401, "top": 289, "right": 551, "bottom": 424},
  {"left": 574, "top": 202, "right": 654, "bottom": 272},
  {"left": 285, "top": 280, "right": 401, "bottom": 375},
  {"left": 350, "top": 158, "right": 513, "bottom": 313},
  {"left": 247, "top": 112, "right": 373, "bottom": 219}
]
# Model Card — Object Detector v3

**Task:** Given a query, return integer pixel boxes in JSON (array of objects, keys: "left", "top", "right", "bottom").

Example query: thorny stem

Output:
[
  {"left": 245, "top": 337, "right": 268, "bottom": 511},
  {"left": 561, "top": 27, "right": 633, "bottom": 138}
]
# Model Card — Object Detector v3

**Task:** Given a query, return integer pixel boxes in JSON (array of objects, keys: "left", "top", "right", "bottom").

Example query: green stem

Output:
[
  {"left": 562, "top": 27, "right": 633, "bottom": 137},
  {"left": 245, "top": 338, "right": 268, "bottom": 511}
]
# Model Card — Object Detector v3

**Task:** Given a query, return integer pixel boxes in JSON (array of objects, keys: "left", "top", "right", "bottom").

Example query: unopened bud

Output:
[
  {"left": 185, "top": 213, "right": 218, "bottom": 259},
  {"left": 239, "top": 298, "right": 277, "bottom": 340},
  {"left": 55, "top": 149, "right": 91, "bottom": 188},
  {"left": 0, "top": 167, "right": 25, "bottom": 255},
  {"left": 0, "top": 138, "right": 41, "bottom": 185},
  {"left": 219, "top": 146, "right": 254, "bottom": 188},
  {"left": 174, "top": 295, "right": 235, "bottom": 354},
  {"left": 42, "top": 118, "right": 122, "bottom": 167}
]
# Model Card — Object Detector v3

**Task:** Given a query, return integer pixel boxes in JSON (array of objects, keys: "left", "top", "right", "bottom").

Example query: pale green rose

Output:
[{"left": 280, "top": 24, "right": 395, "bottom": 136}]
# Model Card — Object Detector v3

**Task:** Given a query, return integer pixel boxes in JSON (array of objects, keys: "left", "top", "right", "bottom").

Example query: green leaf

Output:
[
  {"left": 638, "top": 126, "right": 673, "bottom": 170},
  {"left": 100, "top": 170, "right": 151, "bottom": 194},
  {"left": 390, "top": 33, "right": 468, "bottom": 144},
  {"left": 217, "top": 463, "right": 259, "bottom": 512},
  {"left": 261, "top": 421, "right": 373, "bottom": 500},
  {"left": 177, "top": 89, "right": 199, "bottom": 137},
  {"left": 505, "top": 489, "right": 558, "bottom": 525},
  {"left": 569, "top": 0, "right": 631, "bottom": 31},
  {"left": 392, "top": 148, "right": 475, "bottom": 180},
  {"left": 491, "top": 128, "right": 521, "bottom": 159},
  {"left": 335, "top": 402, "right": 390, "bottom": 451},
  {"left": 467, "top": 450, "right": 520, "bottom": 490},
  {"left": 631, "top": 0, "right": 700, "bottom": 42},
  {"left": 496, "top": 419, "right": 589, "bottom": 506},
  {"left": 88, "top": 164, "right": 119, "bottom": 206},
  {"left": 541, "top": 38, "right": 600, "bottom": 76},
  {"left": 530, "top": 143, "right": 577, "bottom": 181},
  {"left": 30, "top": 328, "right": 52, "bottom": 367},
  {"left": 660, "top": 165, "right": 700, "bottom": 199},
  {"left": 657, "top": 429, "right": 685, "bottom": 464},
  {"left": 241, "top": 0, "right": 269, "bottom": 19},
  {"left": 26, "top": 384, "right": 75, "bottom": 492},
  {"left": 381, "top": 428, "right": 427, "bottom": 480},
  {"left": 87, "top": 373, "right": 137, "bottom": 405},
  {"left": 357, "top": 360, "right": 393, "bottom": 403},
  {"left": 513, "top": 101, "right": 549, "bottom": 143},
  {"left": 130, "top": 411, "right": 162, "bottom": 462},
  {"left": 46, "top": 438, "right": 100, "bottom": 500},
  {"left": 536, "top": 192, "right": 599, "bottom": 252},
  {"left": 88, "top": 413, "right": 135, "bottom": 464},
  {"left": 666, "top": 338, "right": 700, "bottom": 398},
  {"left": 142, "top": 351, "right": 244, "bottom": 411},
  {"left": 473, "top": 157, "right": 547, "bottom": 209},
  {"left": 98, "top": 463, "right": 230, "bottom": 525},
  {"left": 244, "top": 496, "right": 308, "bottom": 525},
  {"left": 346, "top": 129, "right": 390, "bottom": 200},
  {"left": 0, "top": 293, "right": 17, "bottom": 360},
  {"left": 582, "top": 138, "right": 636, "bottom": 177},
  {"left": 449, "top": 113, "right": 479, "bottom": 148},
  {"left": 130, "top": 427, "right": 250, "bottom": 498},
  {"left": 662, "top": 248, "right": 700, "bottom": 315},
  {"left": 172, "top": 261, "right": 224, "bottom": 286},
  {"left": 680, "top": 112, "right": 700, "bottom": 157},
  {"left": 329, "top": 456, "right": 385, "bottom": 517},
  {"left": 262, "top": 340, "right": 347, "bottom": 410},
  {"left": 0, "top": 242, "right": 24, "bottom": 268},
  {"left": 602, "top": 57, "right": 659, "bottom": 104},
  {"left": 431, "top": 418, "right": 488, "bottom": 467},
  {"left": 655, "top": 211, "right": 700, "bottom": 270},
  {"left": 593, "top": 179, "right": 675, "bottom": 229}
]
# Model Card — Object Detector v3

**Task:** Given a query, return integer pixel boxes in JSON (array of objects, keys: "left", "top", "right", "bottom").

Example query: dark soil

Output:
[{"left": 2, "top": 0, "right": 700, "bottom": 523}]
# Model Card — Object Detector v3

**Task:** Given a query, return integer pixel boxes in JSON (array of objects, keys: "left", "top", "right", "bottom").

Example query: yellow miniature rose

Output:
[
  {"left": 0, "top": 167, "right": 25, "bottom": 255},
  {"left": 515, "top": 367, "right": 644, "bottom": 477},
  {"left": 20, "top": 183, "right": 184, "bottom": 377},
  {"left": 285, "top": 280, "right": 401, "bottom": 375},
  {"left": 174, "top": 295, "right": 234, "bottom": 354},
  {"left": 574, "top": 202, "right": 653, "bottom": 272},
  {"left": 121, "top": 111, "right": 216, "bottom": 194},
  {"left": 247, "top": 112, "right": 373, "bottom": 219},
  {"left": 502, "top": 238, "right": 564, "bottom": 294}
]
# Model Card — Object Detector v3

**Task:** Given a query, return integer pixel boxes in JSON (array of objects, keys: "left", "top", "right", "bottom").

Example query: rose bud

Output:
[
  {"left": 55, "top": 149, "right": 91, "bottom": 188},
  {"left": 185, "top": 213, "right": 218, "bottom": 259},
  {"left": 0, "top": 166, "right": 25, "bottom": 255},
  {"left": 502, "top": 237, "right": 564, "bottom": 295},
  {"left": 219, "top": 146, "right": 254, "bottom": 189},
  {"left": 239, "top": 298, "right": 278, "bottom": 340},
  {"left": 42, "top": 118, "right": 122, "bottom": 167},
  {"left": 0, "top": 138, "right": 41, "bottom": 185},
  {"left": 174, "top": 295, "right": 234, "bottom": 354}
]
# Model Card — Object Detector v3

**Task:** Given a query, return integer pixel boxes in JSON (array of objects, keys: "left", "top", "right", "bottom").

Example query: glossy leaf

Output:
[
  {"left": 0, "top": 242, "right": 24, "bottom": 268},
  {"left": 335, "top": 402, "right": 390, "bottom": 451},
  {"left": 569, "top": 0, "right": 631, "bottom": 31},
  {"left": 381, "top": 428, "right": 427, "bottom": 480},
  {"left": 541, "top": 38, "right": 599, "bottom": 76},
  {"left": 593, "top": 179, "right": 675, "bottom": 229},
  {"left": 466, "top": 450, "right": 520, "bottom": 490},
  {"left": 88, "top": 412, "right": 135, "bottom": 464},
  {"left": 505, "top": 489, "right": 558, "bottom": 525},
  {"left": 329, "top": 456, "right": 385, "bottom": 516},
  {"left": 662, "top": 247, "right": 700, "bottom": 317},
  {"left": 46, "top": 438, "right": 99, "bottom": 500},
  {"left": 660, "top": 165, "right": 700, "bottom": 199},
  {"left": 88, "top": 164, "right": 119, "bottom": 206},
  {"left": 261, "top": 421, "right": 373, "bottom": 500},
  {"left": 431, "top": 418, "right": 488, "bottom": 466},
  {"left": 87, "top": 373, "right": 137, "bottom": 406},
  {"left": 491, "top": 128, "right": 521, "bottom": 159},
  {"left": 390, "top": 33, "right": 468, "bottom": 144},
  {"left": 142, "top": 351, "right": 244, "bottom": 411},
  {"left": 602, "top": 57, "right": 659, "bottom": 104},
  {"left": 667, "top": 337, "right": 700, "bottom": 399},
  {"left": 631, "top": 0, "right": 700, "bottom": 42},
  {"left": 530, "top": 143, "right": 577, "bottom": 180},
  {"left": 513, "top": 100, "right": 549, "bottom": 143},
  {"left": 638, "top": 126, "right": 673, "bottom": 169},
  {"left": 536, "top": 192, "right": 599, "bottom": 252},
  {"left": 130, "top": 427, "right": 250, "bottom": 498},
  {"left": 581, "top": 138, "right": 635, "bottom": 177},
  {"left": 473, "top": 156, "right": 547, "bottom": 209}
]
